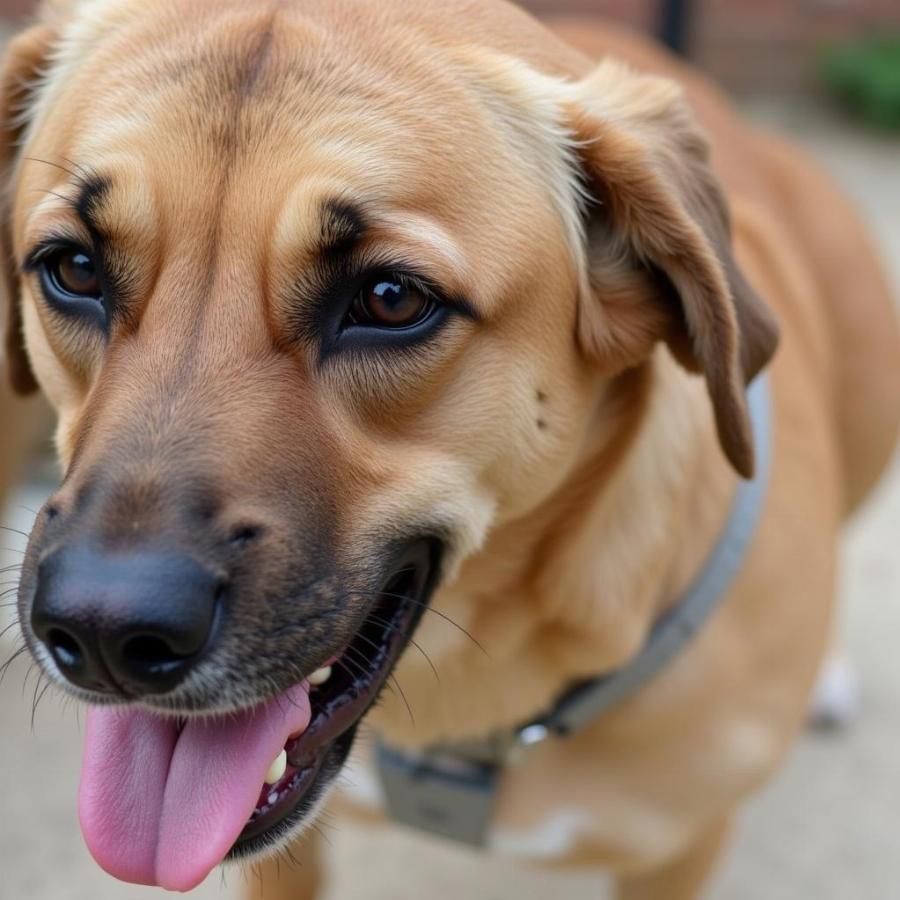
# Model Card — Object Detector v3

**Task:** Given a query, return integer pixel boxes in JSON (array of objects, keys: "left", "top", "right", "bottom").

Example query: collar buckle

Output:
[{"left": 374, "top": 722, "right": 553, "bottom": 846}]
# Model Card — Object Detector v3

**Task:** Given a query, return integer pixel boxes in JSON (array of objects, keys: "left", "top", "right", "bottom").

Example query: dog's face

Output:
[{"left": 1, "top": 0, "right": 776, "bottom": 890}]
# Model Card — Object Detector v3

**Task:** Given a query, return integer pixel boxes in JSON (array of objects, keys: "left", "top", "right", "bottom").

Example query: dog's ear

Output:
[
  {"left": 0, "top": 24, "right": 55, "bottom": 395},
  {"left": 565, "top": 61, "right": 779, "bottom": 478}
]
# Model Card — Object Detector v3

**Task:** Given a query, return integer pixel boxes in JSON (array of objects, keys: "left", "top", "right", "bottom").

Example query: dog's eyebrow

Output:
[
  {"left": 74, "top": 175, "right": 112, "bottom": 234},
  {"left": 317, "top": 199, "right": 367, "bottom": 256}
]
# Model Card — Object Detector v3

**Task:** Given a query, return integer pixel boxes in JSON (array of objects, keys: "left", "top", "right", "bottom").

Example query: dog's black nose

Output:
[{"left": 30, "top": 543, "right": 221, "bottom": 695}]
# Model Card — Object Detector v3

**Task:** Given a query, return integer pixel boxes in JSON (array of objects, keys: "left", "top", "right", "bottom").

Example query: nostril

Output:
[
  {"left": 34, "top": 544, "right": 221, "bottom": 695},
  {"left": 120, "top": 634, "right": 186, "bottom": 674},
  {"left": 229, "top": 524, "right": 263, "bottom": 547},
  {"left": 46, "top": 627, "right": 84, "bottom": 670}
]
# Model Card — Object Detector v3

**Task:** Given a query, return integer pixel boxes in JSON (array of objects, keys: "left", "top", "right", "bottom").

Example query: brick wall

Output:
[{"left": 524, "top": 0, "right": 900, "bottom": 91}]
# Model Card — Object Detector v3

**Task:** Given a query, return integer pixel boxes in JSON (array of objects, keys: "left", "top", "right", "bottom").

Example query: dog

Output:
[{"left": 2, "top": 1, "right": 899, "bottom": 897}]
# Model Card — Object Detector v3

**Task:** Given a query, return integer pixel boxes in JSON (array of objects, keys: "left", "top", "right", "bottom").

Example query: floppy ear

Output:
[
  {"left": 565, "top": 61, "right": 779, "bottom": 478},
  {"left": 1, "top": 24, "right": 55, "bottom": 396}
]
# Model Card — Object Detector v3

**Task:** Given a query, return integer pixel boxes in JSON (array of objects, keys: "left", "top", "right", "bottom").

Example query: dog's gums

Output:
[{"left": 77, "top": 541, "right": 440, "bottom": 891}]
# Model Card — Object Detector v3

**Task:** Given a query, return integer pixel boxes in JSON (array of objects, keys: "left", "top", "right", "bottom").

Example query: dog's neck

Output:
[{"left": 374, "top": 350, "right": 737, "bottom": 748}]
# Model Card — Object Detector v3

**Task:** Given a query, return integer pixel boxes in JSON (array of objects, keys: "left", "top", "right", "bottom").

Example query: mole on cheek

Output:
[{"left": 536, "top": 390, "right": 549, "bottom": 430}]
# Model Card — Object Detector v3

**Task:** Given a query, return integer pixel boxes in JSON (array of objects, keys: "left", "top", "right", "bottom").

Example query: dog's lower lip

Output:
[{"left": 231, "top": 540, "right": 439, "bottom": 851}]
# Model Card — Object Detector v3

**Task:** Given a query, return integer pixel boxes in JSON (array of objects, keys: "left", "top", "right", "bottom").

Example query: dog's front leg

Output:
[
  {"left": 245, "top": 828, "right": 325, "bottom": 900},
  {"left": 615, "top": 816, "right": 732, "bottom": 900}
]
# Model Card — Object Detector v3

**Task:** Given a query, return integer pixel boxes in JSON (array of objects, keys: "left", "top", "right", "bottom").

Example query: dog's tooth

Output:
[
  {"left": 264, "top": 750, "right": 287, "bottom": 786},
  {"left": 308, "top": 665, "right": 332, "bottom": 686}
]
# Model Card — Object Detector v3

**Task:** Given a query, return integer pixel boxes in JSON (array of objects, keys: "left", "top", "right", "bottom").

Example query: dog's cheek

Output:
[
  {"left": 474, "top": 370, "right": 598, "bottom": 523},
  {"left": 20, "top": 300, "right": 95, "bottom": 466}
]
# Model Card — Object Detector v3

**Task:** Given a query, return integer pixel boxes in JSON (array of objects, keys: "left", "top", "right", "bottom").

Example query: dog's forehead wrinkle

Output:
[
  {"left": 25, "top": 6, "right": 579, "bottom": 316},
  {"left": 232, "top": 10, "right": 279, "bottom": 99}
]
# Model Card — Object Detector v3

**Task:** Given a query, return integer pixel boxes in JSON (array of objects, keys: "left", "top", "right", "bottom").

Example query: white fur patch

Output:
[
  {"left": 489, "top": 809, "right": 595, "bottom": 859},
  {"left": 339, "top": 760, "right": 385, "bottom": 810}
]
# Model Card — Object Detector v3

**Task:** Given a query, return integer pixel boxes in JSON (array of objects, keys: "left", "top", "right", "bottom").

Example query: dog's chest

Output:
[
  {"left": 340, "top": 700, "right": 779, "bottom": 867},
  {"left": 337, "top": 745, "right": 686, "bottom": 866}
]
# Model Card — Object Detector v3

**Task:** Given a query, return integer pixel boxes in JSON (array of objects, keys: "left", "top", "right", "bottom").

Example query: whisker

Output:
[
  {"left": 309, "top": 817, "right": 335, "bottom": 848},
  {"left": 343, "top": 643, "right": 414, "bottom": 726},
  {"left": 23, "top": 155, "right": 90, "bottom": 189},
  {"left": 333, "top": 651, "right": 404, "bottom": 714},
  {"left": 333, "top": 651, "right": 368, "bottom": 683},
  {"left": 345, "top": 588, "right": 488, "bottom": 657},
  {"left": 341, "top": 643, "right": 376, "bottom": 676},
  {"left": 354, "top": 623, "right": 439, "bottom": 687},
  {"left": 283, "top": 845, "right": 300, "bottom": 870},
  {"left": 22, "top": 660, "right": 38, "bottom": 698},
  {"left": 362, "top": 611, "right": 440, "bottom": 684},
  {"left": 0, "top": 619, "right": 22, "bottom": 642},
  {"left": 387, "top": 672, "right": 415, "bottom": 726},
  {"left": 31, "top": 674, "right": 51, "bottom": 732},
  {"left": 59, "top": 154, "right": 95, "bottom": 186},
  {"left": 30, "top": 187, "right": 75, "bottom": 207},
  {"left": 0, "top": 642, "right": 28, "bottom": 684}
]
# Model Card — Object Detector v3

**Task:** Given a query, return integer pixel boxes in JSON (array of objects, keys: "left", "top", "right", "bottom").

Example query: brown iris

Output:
[
  {"left": 352, "top": 278, "right": 432, "bottom": 328},
  {"left": 50, "top": 249, "right": 100, "bottom": 298}
]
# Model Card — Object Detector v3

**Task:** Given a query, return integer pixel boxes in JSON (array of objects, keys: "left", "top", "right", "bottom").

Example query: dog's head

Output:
[{"left": 2, "top": 0, "right": 776, "bottom": 889}]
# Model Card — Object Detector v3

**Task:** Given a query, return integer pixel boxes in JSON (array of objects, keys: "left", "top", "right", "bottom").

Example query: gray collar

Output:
[{"left": 375, "top": 374, "right": 772, "bottom": 848}]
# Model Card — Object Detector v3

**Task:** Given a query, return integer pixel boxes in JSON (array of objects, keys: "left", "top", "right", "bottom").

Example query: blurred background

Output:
[{"left": 1, "top": 1, "right": 898, "bottom": 898}]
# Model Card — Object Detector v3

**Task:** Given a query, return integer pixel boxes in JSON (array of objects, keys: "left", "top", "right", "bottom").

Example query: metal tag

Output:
[{"left": 375, "top": 743, "right": 499, "bottom": 848}]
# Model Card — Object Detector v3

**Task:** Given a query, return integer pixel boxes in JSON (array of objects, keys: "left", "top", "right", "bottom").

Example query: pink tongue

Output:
[{"left": 78, "top": 686, "right": 311, "bottom": 893}]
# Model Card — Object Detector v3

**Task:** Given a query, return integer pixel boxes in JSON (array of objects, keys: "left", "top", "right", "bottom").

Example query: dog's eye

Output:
[
  {"left": 48, "top": 249, "right": 101, "bottom": 299},
  {"left": 349, "top": 277, "right": 434, "bottom": 329},
  {"left": 41, "top": 247, "right": 102, "bottom": 303},
  {"left": 322, "top": 270, "right": 464, "bottom": 358}
]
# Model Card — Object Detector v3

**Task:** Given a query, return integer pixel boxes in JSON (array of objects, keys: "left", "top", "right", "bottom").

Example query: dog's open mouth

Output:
[
  {"left": 233, "top": 544, "right": 438, "bottom": 853},
  {"left": 76, "top": 540, "right": 439, "bottom": 892}
]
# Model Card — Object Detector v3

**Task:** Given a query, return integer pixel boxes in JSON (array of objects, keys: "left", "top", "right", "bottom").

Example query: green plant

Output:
[{"left": 820, "top": 36, "right": 900, "bottom": 131}]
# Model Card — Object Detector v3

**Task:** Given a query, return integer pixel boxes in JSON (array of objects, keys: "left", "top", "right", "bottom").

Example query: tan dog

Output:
[{"left": 2, "top": 2, "right": 899, "bottom": 898}]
